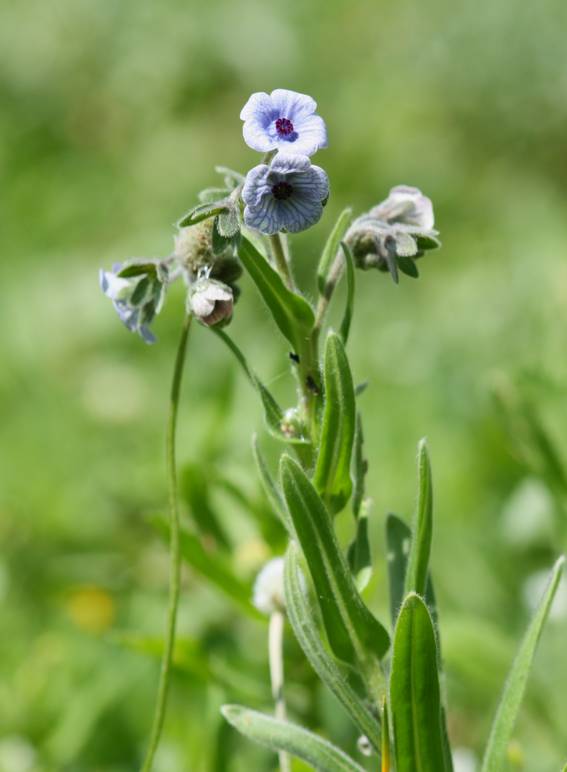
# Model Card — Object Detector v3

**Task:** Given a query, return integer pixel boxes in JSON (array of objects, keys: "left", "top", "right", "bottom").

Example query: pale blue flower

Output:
[
  {"left": 240, "top": 89, "right": 328, "bottom": 157},
  {"left": 100, "top": 261, "right": 167, "bottom": 343},
  {"left": 242, "top": 154, "right": 329, "bottom": 235}
]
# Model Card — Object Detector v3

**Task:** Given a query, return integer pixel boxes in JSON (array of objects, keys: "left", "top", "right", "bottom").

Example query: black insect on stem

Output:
[{"left": 289, "top": 352, "right": 300, "bottom": 364}]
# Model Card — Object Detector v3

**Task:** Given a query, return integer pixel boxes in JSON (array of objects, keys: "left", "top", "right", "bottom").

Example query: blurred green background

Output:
[{"left": 1, "top": 0, "right": 567, "bottom": 769}]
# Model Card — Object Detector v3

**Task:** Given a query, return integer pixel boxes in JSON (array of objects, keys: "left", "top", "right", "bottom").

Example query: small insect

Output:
[
  {"left": 289, "top": 352, "right": 300, "bottom": 364},
  {"left": 306, "top": 374, "right": 320, "bottom": 395}
]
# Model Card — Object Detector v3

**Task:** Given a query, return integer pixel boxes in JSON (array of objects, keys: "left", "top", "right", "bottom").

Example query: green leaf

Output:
[
  {"left": 178, "top": 201, "right": 229, "bottom": 228},
  {"left": 152, "top": 516, "right": 263, "bottom": 621},
  {"left": 347, "top": 511, "right": 372, "bottom": 592},
  {"left": 386, "top": 512, "right": 437, "bottom": 628},
  {"left": 198, "top": 187, "right": 231, "bottom": 203},
  {"left": 381, "top": 698, "right": 391, "bottom": 772},
  {"left": 213, "top": 328, "right": 310, "bottom": 445},
  {"left": 222, "top": 705, "right": 366, "bottom": 772},
  {"left": 238, "top": 236, "right": 315, "bottom": 350},
  {"left": 404, "top": 439, "right": 433, "bottom": 597},
  {"left": 415, "top": 234, "right": 441, "bottom": 251},
  {"left": 351, "top": 414, "right": 367, "bottom": 520},
  {"left": 317, "top": 207, "right": 353, "bottom": 296},
  {"left": 280, "top": 455, "right": 390, "bottom": 663},
  {"left": 480, "top": 555, "right": 565, "bottom": 772},
  {"left": 252, "top": 434, "right": 293, "bottom": 534},
  {"left": 313, "top": 333, "right": 356, "bottom": 513},
  {"left": 339, "top": 242, "right": 355, "bottom": 344},
  {"left": 390, "top": 594, "right": 448, "bottom": 772},
  {"left": 396, "top": 256, "right": 419, "bottom": 279},
  {"left": 284, "top": 543, "right": 381, "bottom": 751}
]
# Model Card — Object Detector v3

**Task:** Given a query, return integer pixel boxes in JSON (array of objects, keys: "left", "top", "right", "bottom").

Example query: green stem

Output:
[
  {"left": 269, "top": 611, "right": 291, "bottom": 772},
  {"left": 141, "top": 313, "right": 192, "bottom": 772},
  {"left": 269, "top": 234, "right": 295, "bottom": 290}
]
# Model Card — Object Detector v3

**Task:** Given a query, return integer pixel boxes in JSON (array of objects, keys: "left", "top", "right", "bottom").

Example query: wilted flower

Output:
[
  {"left": 370, "top": 185, "right": 435, "bottom": 231},
  {"left": 188, "top": 277, "right": 234, "bottom": 327},
  {"left": 252, "top": 558, "right": 285, "bottom": 615},
  {"left": 242, "top": 154, "right": 329, "bottom": 235},
  {"left": 240, "top": 89, "right": 327, "bottom": 157},
  {"left": 100, "top": 261, "right": 167, "bottom": 343},
  {"left": 345, "top": 185, "right": 440, "bottom": 282}
]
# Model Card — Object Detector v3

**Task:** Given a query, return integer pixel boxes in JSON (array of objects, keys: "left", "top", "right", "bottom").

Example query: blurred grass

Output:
[{"left": 1, "top": 0, "right": 567, "bottom": 769}]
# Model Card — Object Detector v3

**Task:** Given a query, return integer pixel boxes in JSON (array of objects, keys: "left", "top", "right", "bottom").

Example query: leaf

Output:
[
  {"left": 396, "top": 256, "right": 419, "bottom": 279},
  {"left": 351, "top": 414, "right": 367, "bottom": 520},
  {"left": 213, "top": 328, "right": 310, "bottom": 445},
  {"left": 222, "top": 705, "right": 366, "bottom": 772},
  {"left": 404, "top": 439, "right": 433, "bottom": 597},
  {"left": 347, "top": 511, "right": 372, "bottom": 592},
  {"left": 390, "top": 594, "right": 448, "bottom": 772},
  {"left": 284, "top": 543, "right": 381, "bottom": 751},
  {"left": 198, "top": 187, "right": 231, "bottom": 203},
  {"left": 238, "top": 236, "right": 315, "bottom": 350},
  {"left": 252, "top": 434, "right": 293, "bottom": 534},
  {"left": 415, "top": 234, "right": 441, "bottom": 251},
  {"left": 280, "top": 455, "right": 390, "bottom": 664},
  {"left": 152, "top": 516, "right": 263, "bottom": 621},
  {"left": 215, "top": 165, "right": 245, "bottom": 188},
  {"left": 313, "top": 333, "right": 356, "bottom": 513},
  {"left": 317, "top": 207, "right": 353, "bottom": 296},
  {"left": 339, "top": 242, "right": 355, "bottom": 344},
  {"left": 178, "top": 201, "right": 229, "bottom": 228},
  {"left": 480, "top": 555, "right": 565, "bottom": 772},
  {"left": 386, "top": 513, "right": 437, "bottom": 628}
]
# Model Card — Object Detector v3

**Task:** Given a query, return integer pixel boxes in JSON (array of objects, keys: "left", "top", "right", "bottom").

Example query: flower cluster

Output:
[
  {"left": 345, "top": 185, "right": 440, "bottom": 282},
  {"left": 240, "top": 89, "right": 329, "bottom": 234}
]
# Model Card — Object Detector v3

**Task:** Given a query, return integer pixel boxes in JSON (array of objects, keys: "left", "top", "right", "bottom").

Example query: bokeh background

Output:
[{"left": 1, "top": 0, "right": 567, "bottom": 769}]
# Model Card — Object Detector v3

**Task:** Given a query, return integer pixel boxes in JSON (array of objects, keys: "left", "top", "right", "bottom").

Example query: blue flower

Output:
[
  {"left": 100, "top": 261, "right": 168, "bottom": 344},
  {"left": 240, "top": 89, "right": 328, "bottom": 157},
  {"left": 242, "top": 154, "right": 329, "bottom": 235}
]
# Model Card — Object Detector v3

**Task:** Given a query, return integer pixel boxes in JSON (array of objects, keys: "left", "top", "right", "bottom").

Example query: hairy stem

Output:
[
  {"left": 141, "top": 313, "right": 192, "bottom": 772},
  {"left": 269, "top": 611, "right": 291, "bottom": 772}
]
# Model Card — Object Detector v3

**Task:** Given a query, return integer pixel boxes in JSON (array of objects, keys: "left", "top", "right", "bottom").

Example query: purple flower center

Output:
[
  {"left": 272, "top": 181, "right": 293, "bottom": 201},
  {"left": 275, "top": 117, "right": 294, "bottom": 137}
]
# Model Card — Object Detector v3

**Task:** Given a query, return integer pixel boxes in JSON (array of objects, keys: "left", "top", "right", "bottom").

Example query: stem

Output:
[
  {"left": 141, "top": 313, "right": 192, "bottom": 772},
  {"left": 269, "top": 611, "right": 291, "bottom": 772},
  {"left": 313, "top": 246, "right": 346, "bottom": 344},
  {"left": 269, "top": 234, "right": 295, "bottom": 290}
]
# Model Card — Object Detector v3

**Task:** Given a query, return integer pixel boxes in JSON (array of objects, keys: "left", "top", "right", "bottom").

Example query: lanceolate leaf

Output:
[
  {"left": 280, "top": 455, "right": 390, "bottom": 664},
  {"left": 480, "top": 555, "right": 565, "bottom": 772},
  {"left": 390, "top": 594, "right": 448, "bottom": 772},
  {"left": 313, "top": 333, "right": 356, "bottom": 513},
  {"left": 213, "top": 328, "right": 310, "bottom": 445},
  {"left": 221, "top": 705, "right": 366, "bottom": 772},
  {"left": 339, "top": 242, "right": 356, "bottom": 344},
  {"left": 238, "top": 236, "right": 314, "bottom": 350},
  {"left": 404, "top": 438, "right": 433, "bottom": 597},
  {"left": 317, "top": 207, "right": 353, "bottom": 296},
  {"left": 385, "top": 513, "right": 438, "bottom": 628},
  {"left": 178, "top": 201, "right": 229, "bottom": 228},
  {"left": 284, "top": 542, "right": 381, "bottom": 751},
  {"left": 348, "top": 415, "right": 372, "bottom": 590}
]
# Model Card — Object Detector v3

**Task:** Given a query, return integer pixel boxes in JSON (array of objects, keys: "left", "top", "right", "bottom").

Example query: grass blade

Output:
[{"left": 480, "top": 555, "right": 565, "bottom": 772}]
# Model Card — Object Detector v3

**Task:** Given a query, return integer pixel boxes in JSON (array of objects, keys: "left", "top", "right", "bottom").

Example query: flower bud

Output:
[
  {"left": 252, "top": 558, "right": 285, "bottom": 615},
  {"left": 174, "top": 220, "right": 218, "bottom": 274},
  {"left": 188, "top": 277, "right": 234, "bottom": 327},
  {"left": 370, "top": 185, "right": 434, "bottom": 231}
]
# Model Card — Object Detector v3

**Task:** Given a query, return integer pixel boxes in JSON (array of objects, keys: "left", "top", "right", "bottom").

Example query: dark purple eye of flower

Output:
[
  {"left": 272, "top": 181, "right": 294, "bottom": 201},
  {"left": 275, "top": 117, "right": 294, "bottom": 137}
]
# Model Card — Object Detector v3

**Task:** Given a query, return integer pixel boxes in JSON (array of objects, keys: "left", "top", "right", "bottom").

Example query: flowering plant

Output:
[{"left": 101, "top": 89, "right": 564, "bottom": 771}]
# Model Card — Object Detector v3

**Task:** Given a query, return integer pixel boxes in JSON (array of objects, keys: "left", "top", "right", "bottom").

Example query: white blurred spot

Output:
[
  {"left": 500, "top": 477, "right": 554, "bottom": 546},
  {"left": 452, "top": 747, "right": 477, "bottom": 772},
  {"left": 0, "top": 736, "right": 37, "bottom": 772}
]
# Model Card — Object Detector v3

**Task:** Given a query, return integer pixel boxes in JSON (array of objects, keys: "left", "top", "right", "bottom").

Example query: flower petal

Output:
[
  {"left": 269, "top": 89, "right": 317, "bottom": 122},
  {"left": 283, "top": 114, "right": 328, "bottom": 155},
  {"left": 242, "top": 164, "right": 271, "bottom": 208}
]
